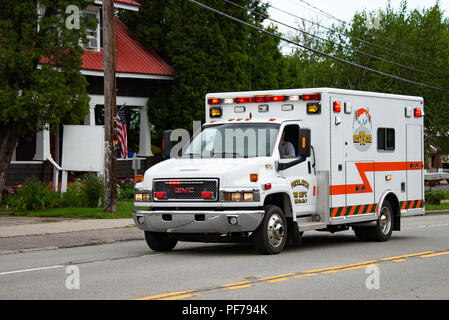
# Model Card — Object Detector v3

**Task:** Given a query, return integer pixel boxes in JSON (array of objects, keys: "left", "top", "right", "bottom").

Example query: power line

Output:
[
  {"left": 185, "top": 0, "right": 447, "bottom": 92},
  {"left": 267, "top": 2, "right": 442, "bottom": 69},
  {"left": 223, "top": 0, "right": 445, "bottom": 79},
  {"left": 294, "top": 0, "right": 439, "bottom": 66}
]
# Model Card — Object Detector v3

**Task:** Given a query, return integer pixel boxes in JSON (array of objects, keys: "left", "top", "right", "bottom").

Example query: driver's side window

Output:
[{"left": 279, "top": 125, "right": 299, "bottom": 158}]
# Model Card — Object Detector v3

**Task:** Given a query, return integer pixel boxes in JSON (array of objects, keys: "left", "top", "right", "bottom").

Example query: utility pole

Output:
[{"left": 103, "top": 0, "right": 117, "bottom": 213}]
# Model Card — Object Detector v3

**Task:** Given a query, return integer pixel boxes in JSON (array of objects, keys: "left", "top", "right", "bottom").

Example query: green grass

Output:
[
  {"left": 9, "top": 201, "right": 134, "bottom": 219},
  {"left": 425, "top": 202, "right": 449, "bottom": 212}
]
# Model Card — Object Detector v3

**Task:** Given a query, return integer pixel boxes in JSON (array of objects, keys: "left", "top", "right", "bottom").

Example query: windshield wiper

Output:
[
  {"left": 181, "top": 153, "right": 202, "bottom": 158},
  {"left": 212, "top": 152, "right": 243, "bottom": 158}
]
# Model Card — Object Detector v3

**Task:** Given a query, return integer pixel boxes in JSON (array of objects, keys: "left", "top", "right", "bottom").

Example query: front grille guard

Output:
[{"left": 152, "top": 179, "right": 219, "bottom": 202}]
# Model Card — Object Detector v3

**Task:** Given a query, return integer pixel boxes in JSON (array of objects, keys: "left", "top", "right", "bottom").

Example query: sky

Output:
[{"left": 265, "top": 0, "right": 448, "bottom": 52}]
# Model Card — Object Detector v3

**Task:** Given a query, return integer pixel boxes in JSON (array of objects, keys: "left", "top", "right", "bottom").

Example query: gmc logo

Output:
[{"left": 174, "top": 187, "right": 194, "bottom": 194}]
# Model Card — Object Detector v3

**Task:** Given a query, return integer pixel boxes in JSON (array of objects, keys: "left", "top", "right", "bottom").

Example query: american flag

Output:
[{"left": 115, "top": 106, "right": 128, "bottom": 159}]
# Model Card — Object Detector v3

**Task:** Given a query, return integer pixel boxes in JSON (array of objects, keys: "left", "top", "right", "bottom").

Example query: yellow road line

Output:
[
  {"left": 294, "top": 273, "right": 319, "bottom": 278},
  {"left": 268, "top": 277, "right": 288, "bottom": 283},
  {"left": 380, "top": 251, "right": 435, "bottom": 261},
  {"left": 137, "top": 290, "right": 193, "bottom": 300},
  {"left": 161, "top": 293, "right": 199, "bottom": 300},
  {"left": 222, "top": 281, "right": 250, "bottom": 287},
  {"left": 420, "top": 251, "right": 449, "bottom": 258},
  {"left": 259, "top": 273, "right": 296, "bottom": 281},
  {"left": 136, "top": 249, "right": 448, "bottom": 300},
  {"left": 302, "top": 260, "right": 377, "bottom": 273},
  {"left": 223, "top": 284, "right": 253, "bottom": 290}
]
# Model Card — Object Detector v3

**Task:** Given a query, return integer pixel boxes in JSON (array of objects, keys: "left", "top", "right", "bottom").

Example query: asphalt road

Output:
[{"left": 0, "top": 214, "right": 448, "bottom": 300}]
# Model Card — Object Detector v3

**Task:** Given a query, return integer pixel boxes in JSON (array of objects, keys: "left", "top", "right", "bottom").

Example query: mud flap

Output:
[{"left": 286, "top": 219, "right": 302, "bottom": 247}]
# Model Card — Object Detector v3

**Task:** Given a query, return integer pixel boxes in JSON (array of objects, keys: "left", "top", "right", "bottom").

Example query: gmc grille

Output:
[{"left": 153, "top": 179, "right": 218, "bottom": 201}]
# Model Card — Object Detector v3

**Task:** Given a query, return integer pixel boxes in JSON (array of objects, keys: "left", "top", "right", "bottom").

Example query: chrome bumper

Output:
[{"left": 133, "top": 209, "right": 265, "bottom": 233}]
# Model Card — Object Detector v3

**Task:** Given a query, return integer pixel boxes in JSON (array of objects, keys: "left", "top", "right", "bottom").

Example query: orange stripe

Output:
[
  {"left": 416, "top": 200, "right": 422, "bottom": 208},
  {"left": 358, "top": 205, "right": 365, "bottom": 215},
  {"left": 313, "top": 186, "right": 316, "bottom": 197},
  {"left": 348, "top": 206, "right": 357, "bottom": 216},
  {"left": 374, "top": 203, "right": 379, "bottom": 213},
  {"left": 330, "top": 161, "right": 421, "bottom": 196},
  {"left": 401, "top": 201, "right": 408, "bottom": 210},
  {"left": 408, "top": 200, "right": 415, "bottom": 209},
  {"left": 331, "top": 207, "right": 339, "bottom": 217},
  {"left": 340, "top": 207, "right": 347, "bottom": 217},
  {"left": 366, "top": 203, "right": 373, "bottom": 213}
]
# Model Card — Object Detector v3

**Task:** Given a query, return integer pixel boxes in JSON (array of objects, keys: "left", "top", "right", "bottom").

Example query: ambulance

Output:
[{"left": 133, "top": 88, "right": 425, "bottom": 254}]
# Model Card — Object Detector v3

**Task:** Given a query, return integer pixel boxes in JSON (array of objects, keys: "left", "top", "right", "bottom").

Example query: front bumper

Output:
[{"left": 133, "top": 209, "right": 265, "bottom": 233}]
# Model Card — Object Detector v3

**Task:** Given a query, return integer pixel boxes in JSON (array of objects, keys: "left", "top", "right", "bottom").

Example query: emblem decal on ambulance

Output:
[{"left": 352, "top": 108, "right": 373, "bottom": 152}]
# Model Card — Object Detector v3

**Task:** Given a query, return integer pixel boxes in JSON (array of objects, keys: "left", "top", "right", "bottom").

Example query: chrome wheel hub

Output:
[{"left": 267, "top": 214, "right": 285, "bottom": 248}]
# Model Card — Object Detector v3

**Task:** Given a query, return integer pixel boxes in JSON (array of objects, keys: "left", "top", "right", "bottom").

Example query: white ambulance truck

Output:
[{"left": 133, "top": 88, "right": 425, "bottom": 254}]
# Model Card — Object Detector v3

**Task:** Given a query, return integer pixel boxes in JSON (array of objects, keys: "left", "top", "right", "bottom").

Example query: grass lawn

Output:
[
  {"left": 8, "top": 201, "right": 134, "bottom": 219},
  {"left": 425, "top": 202, "right": 449, "bottom": 212}
]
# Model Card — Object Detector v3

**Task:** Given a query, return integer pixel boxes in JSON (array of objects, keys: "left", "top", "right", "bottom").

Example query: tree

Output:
[
  {"left": 119, "top": 0, "right": 284, "bottom": 140},
  {"left": 0, "top": 0, "right": 91, "bottom": 202},
  {"left": 286, "top": 1, "right": 449, "bottom": 154}
]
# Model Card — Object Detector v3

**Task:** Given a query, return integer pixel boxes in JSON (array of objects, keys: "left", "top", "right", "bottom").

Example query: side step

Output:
[{"left": 298, "top": 222, "right": 327, "bottom": 232}]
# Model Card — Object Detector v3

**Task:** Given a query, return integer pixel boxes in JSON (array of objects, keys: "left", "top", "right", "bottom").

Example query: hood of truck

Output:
[{"left": 141, "top": 157, "right": 273, "bottom": 189}]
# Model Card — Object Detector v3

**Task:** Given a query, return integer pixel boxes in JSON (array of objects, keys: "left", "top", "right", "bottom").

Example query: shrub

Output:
[
  {"left": 117, "top": 181, "right": 134, "bottom": 201},
  {"left": 425, "top": 190, "right": 446, "bottom": 205},
  {"left": 61, "top": 178, "right": 86, "bottom": 207},
  {"left": 10, "top": 178, "right": 61, "bottom": 211},
  {"left": 81, "top": 173, "right": 104, "bottom": 207}
]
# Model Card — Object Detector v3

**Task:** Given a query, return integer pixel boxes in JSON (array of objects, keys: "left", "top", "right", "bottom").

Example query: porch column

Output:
[
  {"left": 84, "top": 103, "right": 97, "bottom": 126},
  {"left": 138, "top": 106, "right": 153, "bottom": 157},
  {"left": 33, "top": 128, "right": 51, "bottom": 161}
]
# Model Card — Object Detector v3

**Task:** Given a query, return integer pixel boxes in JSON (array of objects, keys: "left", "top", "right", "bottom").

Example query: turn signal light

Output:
[
  {"left": 250, "top": 174, "right": 259, "bottom": 182},
  {"left": 135, "top": 174, "right": 143, "bottom": 183}
]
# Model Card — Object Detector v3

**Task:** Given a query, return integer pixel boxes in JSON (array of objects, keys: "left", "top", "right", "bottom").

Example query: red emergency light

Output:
[
  {"left": 333, "top": 101, "right": 342, "bottom": 113},
  {"left": 154, "top": 192, "right": 166, "bottom": 199},
  {"left": 414, "top": 108, "right": 423, "bottom": 117},
  {"left": 208, "top": 98, "right": 220, "bottom": 105},
  {"left": 302, "top": 93, "right": 321, "bottom": 101}
]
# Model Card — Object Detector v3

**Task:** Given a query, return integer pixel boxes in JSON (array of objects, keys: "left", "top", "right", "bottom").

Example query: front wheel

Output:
[
  {"left": 144, "top": 231, "right": 178, "bottom": 252},
  {"left": 253, "top": 205, "right": 287, "bottom": 254}
]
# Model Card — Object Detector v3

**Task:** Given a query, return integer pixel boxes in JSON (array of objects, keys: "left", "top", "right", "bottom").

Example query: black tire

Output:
[
  {"left": 354, "top": 201, "right": 394, "bottom": 242},
  {"left": 253, "top": 205, "right": 287, "bottom": 254},
  {"left": 144, "top": 231, "right": 178, "bottom": 252}
]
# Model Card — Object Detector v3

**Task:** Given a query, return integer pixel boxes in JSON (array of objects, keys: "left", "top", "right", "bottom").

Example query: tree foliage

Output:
[
  {"left": 0, "top": 0, "right": 91, "bottom": 200},
  {"left": 120, "top": 0, "right": 283, "bottom": 140}
]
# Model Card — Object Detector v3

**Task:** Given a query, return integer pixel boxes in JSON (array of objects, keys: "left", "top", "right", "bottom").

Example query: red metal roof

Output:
[
  {"left": 81, "top": 18, "right": 174, "bottom": 77},
  {"left": 114, "top": 0, "right": 141, "bottom": 8}
]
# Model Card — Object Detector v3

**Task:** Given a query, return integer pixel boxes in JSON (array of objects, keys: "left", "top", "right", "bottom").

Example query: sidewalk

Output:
[
  {"left": 0, "top": 216, "right": 135, "bottom": 238},
  {"left": 0, "top": 216, "right": 142, "bottom": 255}
]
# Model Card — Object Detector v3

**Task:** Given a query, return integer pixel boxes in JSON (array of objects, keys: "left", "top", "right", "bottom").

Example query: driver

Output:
[{"left": 279, "top": 131, "right": 296, "bottom": 158}]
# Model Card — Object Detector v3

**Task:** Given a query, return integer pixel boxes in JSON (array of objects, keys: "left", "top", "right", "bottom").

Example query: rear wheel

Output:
[
  {"left": 253, "top": 205, "right": 287, "bottom": 254},
  {"left": 144, "top": 231, "right": 178, "bottom": 252},
  {"left": 354, "top": 200, "right": 394, "bottom": 242}
]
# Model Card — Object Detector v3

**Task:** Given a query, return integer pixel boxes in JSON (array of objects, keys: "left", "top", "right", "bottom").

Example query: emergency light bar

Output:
[{"left": 207, "top": 93, "right": 321, "bottom": 105}]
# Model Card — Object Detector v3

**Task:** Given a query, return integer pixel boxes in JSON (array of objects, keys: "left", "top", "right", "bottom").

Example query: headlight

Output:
[
  {"left": 225, "top": 192, "right": 255, "bottom": 202},
  {"left": 135, "top": 190, "right": 151, "bottom": 202}
]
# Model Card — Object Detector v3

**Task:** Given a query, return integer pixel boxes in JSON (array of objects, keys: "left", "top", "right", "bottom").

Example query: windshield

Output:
[{"left": 182, "top": 123, "right": 280, "bottom": 158}]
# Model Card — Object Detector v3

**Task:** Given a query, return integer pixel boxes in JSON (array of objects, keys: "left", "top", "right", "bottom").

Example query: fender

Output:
[{"left": 377, "top": 189, "right": 401, "bottom": 231}]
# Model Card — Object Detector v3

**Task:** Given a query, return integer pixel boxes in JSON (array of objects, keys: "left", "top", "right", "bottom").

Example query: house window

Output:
[
  {"left": 82, "top": 9, "right": 100, "bottom": 51},
  {"left": 377, "top": 128, "right": 395, "bottom": 151}
]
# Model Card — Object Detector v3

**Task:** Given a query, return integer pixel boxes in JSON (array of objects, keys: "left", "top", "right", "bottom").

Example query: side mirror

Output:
[
  {"left": 162, "top": 130, "right": 174, "bottom": 159},
  {"left": 298, "top": 128, "right": 311, "bottom": 158}
]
